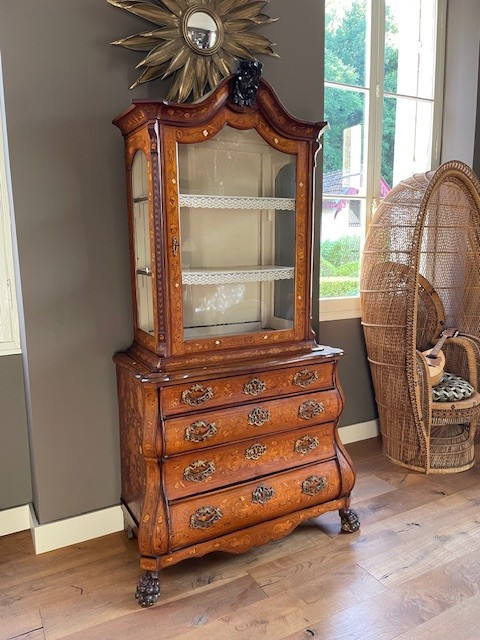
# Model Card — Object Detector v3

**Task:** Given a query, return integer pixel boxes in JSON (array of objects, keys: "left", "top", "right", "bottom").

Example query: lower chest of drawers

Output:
[
  {"left": 168, "top": 458, "right": 341, "bottom": 550},
  {"left": 163, "top": 421, "right": 336, "bottom": 500},
  {"left": 163, "top": 388, "right": 341, "bottom": 455},
  {"left": 157, "top": 366, "right": 344, "bottom": 549},
  {"left": 117, "top": 352, "right": 355, "bottom": 568}
]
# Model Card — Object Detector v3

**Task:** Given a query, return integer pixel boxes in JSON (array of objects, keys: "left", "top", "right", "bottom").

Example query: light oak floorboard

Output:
[
  {"left": 175, "top": 562, "right": 386, "bottom": 640},
  {"left": 392, "top": 593, "right": 480, "bottom": 640},
  {"left": 249, "top": 485, "right": 477, "bottom": 594},
  {"left": 283, "top": 548, "right": 480, "bottom": 640},
  {"left": 357, "top": 508, "right": 480, "bottom": 587},
  {"left": 0, "top": 605, "right": 42, "bottom": 640},
  {"left": 10, "top": 631, "right": 45, "bottom": 640},
  {"left": 2, "top": 438, "right": 480, "bottom": 640},
  {"left": 53, "top": 575, "right": 266, "bottom": 640}
]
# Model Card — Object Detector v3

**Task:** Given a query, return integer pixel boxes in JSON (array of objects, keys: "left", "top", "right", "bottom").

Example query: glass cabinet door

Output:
[
  {"left": 131, "top": 150, "right": 154, "bottom": 336},
  {"left": 177, "top": 126, "right": 297, "bottom": 340}
]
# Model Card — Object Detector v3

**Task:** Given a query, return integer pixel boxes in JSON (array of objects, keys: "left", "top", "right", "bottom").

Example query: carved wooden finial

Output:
[{"left": 232, "top": 60, "right": 263, "bottom": 107}]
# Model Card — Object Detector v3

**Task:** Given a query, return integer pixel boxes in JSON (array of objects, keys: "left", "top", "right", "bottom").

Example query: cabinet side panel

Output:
[
  {"left": 117, "top": 365, "right": 146, "bottom": 523},
  {"left": 124, "top": 126, "right": 160, "bottom": 354}
]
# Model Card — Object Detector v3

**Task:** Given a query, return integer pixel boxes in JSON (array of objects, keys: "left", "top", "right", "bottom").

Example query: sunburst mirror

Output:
[{"left": 108, "top": 0, "right": 278, "bottom": 102}]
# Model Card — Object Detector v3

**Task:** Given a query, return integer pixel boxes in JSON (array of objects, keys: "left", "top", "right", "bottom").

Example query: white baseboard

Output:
[
  {"left": 339, "top": 419, "right": 380, "bottom": 444},
  {"left": 0, "top": 504, "right": 30, "bottom": 536},
  {"left": 29, "top": 504, "right": 124, "bottom": 554}
]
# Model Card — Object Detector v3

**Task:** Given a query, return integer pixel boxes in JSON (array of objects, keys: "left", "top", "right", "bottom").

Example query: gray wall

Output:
[
  {"left": 0, "top": 1, "right": 154, "bottom": 523},
  {"left": 1, "top": 0, "right": 475, "bottom": 524},
  {"left": 0, "top": 355, "right": 30, "bottom": 509},
  {"left": 321, "top": 319, "right": 376, "bottom": 427},
  {"left": 442, "top": 0, "right": 480, "bottom": 164},
  {"left": 0, "top": 0, "right": 348, "bottom": 524},
  {"left": 474, "top": 42, "right": 480, "bottom": 175}
]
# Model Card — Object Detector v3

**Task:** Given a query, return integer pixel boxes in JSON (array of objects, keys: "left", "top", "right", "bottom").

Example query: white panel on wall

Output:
[{"left": 0, "top": 56, "right": 20, "bottom": 355}]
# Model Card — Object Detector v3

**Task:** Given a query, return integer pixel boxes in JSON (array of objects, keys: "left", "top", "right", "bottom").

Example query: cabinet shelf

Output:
[
  {"left": 179, "top": 194, "right": 295, "bottom": 211},
  {"left": 182, "top": 266, "right": 294, "bottom": 285}
]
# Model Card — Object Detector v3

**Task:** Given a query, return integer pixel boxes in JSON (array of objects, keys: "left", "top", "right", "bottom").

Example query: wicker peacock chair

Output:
[{"left": 360, "top": 160, "right": 480, "bottom": 473}]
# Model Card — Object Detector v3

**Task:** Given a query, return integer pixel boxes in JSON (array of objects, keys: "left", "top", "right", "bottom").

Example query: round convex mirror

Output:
[{"left": 185, "top": 10, "right": 219, "bottom": 52}]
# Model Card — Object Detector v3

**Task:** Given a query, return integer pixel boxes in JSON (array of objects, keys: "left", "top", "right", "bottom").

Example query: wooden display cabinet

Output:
[{"left": 113, "top": 66, "right": 359, "bottom": 607}]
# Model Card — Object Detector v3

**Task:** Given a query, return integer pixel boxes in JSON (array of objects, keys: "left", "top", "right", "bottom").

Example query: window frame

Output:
[
  {"left": 0, "top": 57, "right": 20, "bottom": 356},
  {"left": 319, "top": 0, "right": 447, "bottom": 323}
]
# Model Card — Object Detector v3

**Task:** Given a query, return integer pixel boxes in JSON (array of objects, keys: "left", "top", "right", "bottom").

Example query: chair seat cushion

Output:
[{"left": 432, "top": 372, "right": 475, "bottom": 402}]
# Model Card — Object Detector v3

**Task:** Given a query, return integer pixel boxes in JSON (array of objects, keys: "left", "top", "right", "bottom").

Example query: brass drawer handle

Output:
[
  {"left": 181, "top": 384, "right": 214, "bottom": 406},
  {"left": 183, "top": 460, "right": 216, "bottom": 483},
  {"left": 302, "top": 475, "right": 328, "bottom": 496},
  {"left": 185, "top": 420, "right": 218, "bottom": 443},
  {"left": 252, "top": 484, "right": 275, "bottom": 505},
  {"left": 243, "top": 377, "right": 267, "bottom": 396},
  {"left": 295, "top": 435, "right": 319, "bottom": 455},
  {"left": 298, "top": 399, "right": 325, "bottom": 420},
  {"left": 189, "top": 506, "right": 222, "bottom": 529},
  {"left": 248, "top": 407, "right": 271, "bottom": 427},
  {"left": 245, "top": 443, "right": 267, "bottom": 460},
  {"left": 293, "top": 369, "right": 319, "bottom": 388}
]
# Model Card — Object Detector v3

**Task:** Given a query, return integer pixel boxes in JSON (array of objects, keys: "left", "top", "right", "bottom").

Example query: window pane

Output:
[
  {"left": 381, "top": 97, "right": 433, "bottom": 192},
  {"left": 384, "top": 0, "right": 436, "bottom": 99},
  {"left": 320, "top": 199, "right": 365, "bottom": 298},
  {"left": 325, "top": 0, "right": 368, "bottom": 88},
  {"left": 323, "top": 87, "right": 366, "bottom": 197}
]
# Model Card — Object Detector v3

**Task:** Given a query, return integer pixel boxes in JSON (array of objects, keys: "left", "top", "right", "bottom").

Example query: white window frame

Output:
[
  {"left": 0, "top": 58, "right": 20, "bottom": 355},
  {"left": 320, "top": 0, "right": 447, "bottom": 322}
]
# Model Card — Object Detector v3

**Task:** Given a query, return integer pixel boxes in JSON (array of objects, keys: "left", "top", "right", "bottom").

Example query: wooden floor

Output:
[{"left": 2, "top": 437, "right": 480, "bottom": 640}]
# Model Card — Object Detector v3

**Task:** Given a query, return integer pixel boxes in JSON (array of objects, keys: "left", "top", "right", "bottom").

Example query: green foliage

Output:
[
  {"left": 320, "top": 255, "right": 338, "bottom": 277},
  {"left": 321, "top": 236, "right": 361, "bottom": 268},
  {"left": 320, "top": 277, "right": 359, "bottom": 298},
  {"left": 319, "top": 236, "right": 361, "bottom": 296},
  {"left": 320, "top": 236, "right": 360, "bottom": 298},
  {"left": 381, "top": 98, "right": 396, "bottom": 187},
  {"left": 325, "top": 1, "right": 367, "bottom": 85},
  {"left": 336, "top": 261, "right": 360, "bottom": 277},
  {"left": 324, "top": 87, "right": 364, "bottom": 175}
]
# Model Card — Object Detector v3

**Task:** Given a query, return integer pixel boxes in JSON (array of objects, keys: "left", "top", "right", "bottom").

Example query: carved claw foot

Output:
[
  {"left": 339, "top": 508, "right": 360, "bottom": 533},
  {"left": 135, "top": 571, "right": 160, "bottom": 607}
]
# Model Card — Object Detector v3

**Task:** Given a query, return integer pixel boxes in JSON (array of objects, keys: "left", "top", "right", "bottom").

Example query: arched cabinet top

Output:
[{"left": 113, "top": 75, "right": 327, "bottom": 143}]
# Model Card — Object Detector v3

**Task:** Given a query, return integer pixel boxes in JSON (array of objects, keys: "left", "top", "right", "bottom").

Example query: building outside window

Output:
[{"left": 320, "top": 0, "right": 446, "bottom": 321}]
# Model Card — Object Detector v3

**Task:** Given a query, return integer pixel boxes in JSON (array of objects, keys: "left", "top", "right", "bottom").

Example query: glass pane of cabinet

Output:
[
  {"left": 177, "top": 126, "right": 296, "bottom": 340},
  {"left": 131, "top": 150, "right": 154, "bottom": 335}
]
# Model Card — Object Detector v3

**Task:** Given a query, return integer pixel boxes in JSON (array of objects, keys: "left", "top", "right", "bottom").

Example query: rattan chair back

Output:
[{"left": 360, "top": 161, "right": 480, "bottom": 472}]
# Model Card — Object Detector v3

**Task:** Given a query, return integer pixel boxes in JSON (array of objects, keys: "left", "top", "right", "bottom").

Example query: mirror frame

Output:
[
  {"left": 182, "top": 6, "right": 223, "bottom": 56},
  {"left": 108, "top": 0, "right": 278, "bottom": 102}
]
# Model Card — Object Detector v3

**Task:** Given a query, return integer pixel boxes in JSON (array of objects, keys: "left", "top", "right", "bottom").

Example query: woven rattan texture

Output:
[{"left": 361, "top": 161, "right": 480, "bottom": 473}]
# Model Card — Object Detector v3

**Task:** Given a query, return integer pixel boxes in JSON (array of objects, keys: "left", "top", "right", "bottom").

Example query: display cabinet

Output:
[{"left": 113, "top": 65, "right": 359, "bottom": 607}]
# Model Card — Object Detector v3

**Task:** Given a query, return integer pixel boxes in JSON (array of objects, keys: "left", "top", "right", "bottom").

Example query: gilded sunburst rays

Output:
[{"left": 108, "top": 0, "right": 278, "bottom": 102}]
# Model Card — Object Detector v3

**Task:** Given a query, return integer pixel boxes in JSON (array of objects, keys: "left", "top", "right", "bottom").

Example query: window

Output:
[
  {"left": 320, "top": 0, "right": 446, "bottom": 321},
  {"left": 0, "top": 61, "right": 20, "bottom": 355}
]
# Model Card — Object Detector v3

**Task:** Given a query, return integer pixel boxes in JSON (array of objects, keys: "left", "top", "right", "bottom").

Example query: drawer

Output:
[
  {"left": 164, "top": 422, "right": 336, "bottom": 500},
  {"left": 161, "top": 362, "right": 335, "bottom": 416},
  {"left": 169, "top": 459, "right": 341, "bottom": 550},
  {"left": 163, "top": 389, "right": 341, "bottom": 455}
]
